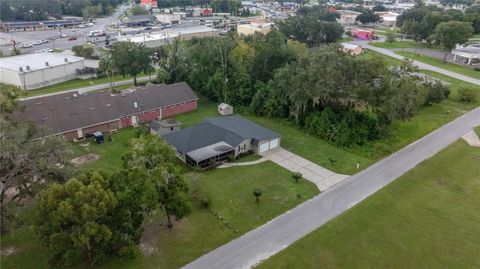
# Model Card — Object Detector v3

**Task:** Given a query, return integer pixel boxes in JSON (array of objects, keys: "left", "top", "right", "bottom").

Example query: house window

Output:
[{"left": 170, "top": 127, "right": 174, "bottom": 131}]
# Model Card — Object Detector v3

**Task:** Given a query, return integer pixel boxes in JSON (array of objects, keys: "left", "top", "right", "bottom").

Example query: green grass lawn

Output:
[
  {"left": 22, "top": 74, "right": 149, "bottom": 97},
  {"left": 1, "top": 161, "right": 319, "bottom": 269},
  {"left": 362, "top": 49, "right": 403, "bottom": 66},
  {"left": 70, "top": 127, "right": 137, "bottom": 172},
  {"left": 257, "top": 138, "right": 480, "bottom": 269},
  {"left": 234, "top": 154, "right": 263, "bottom": 163},
  {"left": 396, "top": 51, "right": 480, "bottom": 79},
  {"left": 371, "top": 41, "right": 440, "bottom": 50}
]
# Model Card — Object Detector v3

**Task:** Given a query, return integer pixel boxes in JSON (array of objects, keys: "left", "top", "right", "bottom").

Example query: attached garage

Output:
[{"left": 258, "top": 138, "right": 280, "bottom": 153}]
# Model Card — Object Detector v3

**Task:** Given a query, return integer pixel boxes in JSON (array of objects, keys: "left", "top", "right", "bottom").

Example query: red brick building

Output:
[{"left": 14, "top": 82, "right": 198, "bottom": 140}]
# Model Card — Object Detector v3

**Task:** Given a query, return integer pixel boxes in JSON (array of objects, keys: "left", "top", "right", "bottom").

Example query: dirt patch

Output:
[
  {"left": 70, "top": 154, "right": 99, "bottom": 167},
  {"left": 140, "top": 218, "right": 160, "bottom": 256},
  {"left": 1, "top": 246, "right": 16, "bottom": 257}
]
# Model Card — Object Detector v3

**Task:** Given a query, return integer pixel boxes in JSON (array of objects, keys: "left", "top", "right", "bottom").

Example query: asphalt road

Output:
[
  {"left": 356, "top": 42, "right": 480, "bottom": 86},
  {"left": 183, "top": 107, "right": 480, "bottom": 269}
]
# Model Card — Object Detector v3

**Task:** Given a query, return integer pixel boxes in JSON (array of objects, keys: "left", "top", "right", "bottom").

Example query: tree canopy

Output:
[{"left": 432, "top": 21, "right": 474, "bottom": 62}]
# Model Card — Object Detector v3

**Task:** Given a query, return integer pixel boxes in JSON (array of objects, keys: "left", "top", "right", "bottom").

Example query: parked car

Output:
[
  {"left": 41, "top": 39, "right": 49, "bottom": 43},
  {"left": 144, "top": 27, "right": 152, "bottom": 31},
  {"left": 60, "top": 33, "right": 67, "bottom": 38},
  {"left": 77, "top": 24, "right": 86, "bottom": 28},
  {"left": 46, "top": 48, "right": 54, "bottom": 52},
  {"left": 33, "top": 40, "right": 42, "bottom": 45},
  {"left": 67, "top": 36, "right": 77, "bottom": 41},
  {"left": 87, "top": 22, "right": 94, "bottom": 27},
  {"left": 20, "top": 43, "right": 33, "bottom": 48}
]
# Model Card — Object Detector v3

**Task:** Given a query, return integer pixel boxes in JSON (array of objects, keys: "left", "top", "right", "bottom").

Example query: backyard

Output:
[{"left": 257, "top": 135, "right": 480, "bottom": 268}]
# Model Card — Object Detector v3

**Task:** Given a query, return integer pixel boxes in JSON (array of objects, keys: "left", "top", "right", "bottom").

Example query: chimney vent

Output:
[{"left": 45, "top": 61, "right": 49, "bottom": 66}]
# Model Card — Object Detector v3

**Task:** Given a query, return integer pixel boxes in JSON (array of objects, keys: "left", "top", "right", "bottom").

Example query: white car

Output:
[
  {"left": 20, "top": 43, "right": 33, "bottom": 48},
  {"left": 33, "top": 40, "right": 42, "bottom": 45},
  {"left": 87, "top": 23, "right": 94, "bottom": 27},
  {"left": 77, "top": 24, "right": 86, "bottom": 28},
  {"left": 41, "top": 39, "right": 49, "bottom": 43},
  {"left": 60, "top": 33, "right": 67, "bottom": 38}
]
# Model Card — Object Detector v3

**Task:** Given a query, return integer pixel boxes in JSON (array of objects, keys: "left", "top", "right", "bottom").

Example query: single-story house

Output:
[
  {"left": 13, "top": 82, "right": 198, "bottom": 140},
  {"left": 341, "top": 43, "right": 363, "bottom": 55},
  {"left": 0, "top": 19, "right": 82, "bottom": 32},
  {"left": 451, "top": 47, "right": 480, "bottom": 65},
  {"left": 162, "top": 115, "right": 281, "bottom": 168},
  {"left": 376, "top": 12, "right": 400, "bottom": 27}
]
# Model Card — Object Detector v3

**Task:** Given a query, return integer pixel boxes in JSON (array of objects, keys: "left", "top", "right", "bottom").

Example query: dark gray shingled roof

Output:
[
  {"left": 13, "top": 82, "right": 197, "bottom": 135},
  {"left": 162, "top": 115, "right": 280, "bottom": 153}
]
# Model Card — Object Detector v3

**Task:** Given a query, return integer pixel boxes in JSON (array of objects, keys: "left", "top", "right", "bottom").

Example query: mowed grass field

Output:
[
  {"left": 257, "top": 137, "right": 480, "bottom": 269},
  {"left": 396, "top": 51, "right": 480, "bottom": 79}
]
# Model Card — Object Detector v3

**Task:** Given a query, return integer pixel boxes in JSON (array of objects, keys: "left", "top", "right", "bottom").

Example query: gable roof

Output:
[
  {"left": 162, "top": 115, "right": 280, "bottom": 153},
  {"left": 13, "top": 82, "right": 197, "bottom": 135}
]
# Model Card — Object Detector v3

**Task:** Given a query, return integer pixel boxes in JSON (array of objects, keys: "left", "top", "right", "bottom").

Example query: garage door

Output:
[
  {"left": 259, "top": 142, "right": 270, "bottom": 153},
  {"left": 269, "top": 138, "right": 279, "bottom": 149}
]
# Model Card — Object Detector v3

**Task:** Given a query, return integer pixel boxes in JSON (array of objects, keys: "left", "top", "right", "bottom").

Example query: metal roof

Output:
[{"left": 0, "top": 53, "right": 84, "bottom": 72}]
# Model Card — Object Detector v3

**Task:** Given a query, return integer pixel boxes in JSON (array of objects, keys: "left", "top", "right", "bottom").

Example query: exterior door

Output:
[
  {"left": 269, "top": 138, "right": 279, "bottom": 149},
  {"left": 259, "top": 142, "right": 269, "bottom": 153}
]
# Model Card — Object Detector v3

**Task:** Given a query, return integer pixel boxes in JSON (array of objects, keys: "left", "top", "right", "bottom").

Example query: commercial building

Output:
[
  {"left": 336, "top": 10, "right": 362, "bottom": 25},
  {"left": 122, "top": 15, "right": 157, "bottom": 27},
  {"left": 351, "top": 29, "right": 375, "bottom": 40},
  {"left": 156, "top": 14, "right": 183, "bottom": 25},
  {"left": 0, "top": 19, "right": 82, "bottom": 32},
  {"left": 140, "top": 0, "right": 158, "bottom": 9},
  {"left": 162, "top": 115, "right": 281, "bottom": 168},
  {"left": 237, "top": 19, "right": 272, "bottom": 35},
  {"left": 117, "top": 25, "right": 218, "bottom": 47},
  {"left": 13, "top": 82, "right": 198, "bottom": 140},
  {"left": 376, "top": 12, "right": 400, "bottom": 27},
  {"left": 0, "top": 53, "right": 87, "bottom": 90}
]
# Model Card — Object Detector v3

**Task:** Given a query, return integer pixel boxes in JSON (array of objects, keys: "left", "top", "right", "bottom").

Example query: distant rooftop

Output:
[{"left": 0, "top": 53, "right": 84, "bottom": 72}]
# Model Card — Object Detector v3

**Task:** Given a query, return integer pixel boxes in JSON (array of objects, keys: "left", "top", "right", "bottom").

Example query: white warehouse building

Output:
[{"left": 0, "top": 53, "right": 86, "bottom": 90}]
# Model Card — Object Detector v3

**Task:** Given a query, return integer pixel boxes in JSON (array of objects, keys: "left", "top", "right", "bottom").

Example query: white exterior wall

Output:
[
  {"left": 15, "top": 61, "right": 85, "bottom": 90},
  {"left": 0, "top": 68, "right": 22, "bottom": 87},
  {"left": 235, "top": 138, "right": 253, "bottom": 156}
]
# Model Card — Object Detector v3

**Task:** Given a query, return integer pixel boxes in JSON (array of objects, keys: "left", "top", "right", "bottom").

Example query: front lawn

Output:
[
  {"left": 371, "top": 41, "right": 440, "bottom": 50},
  {"left": 257, "top": 137, "right": 480, "bottom": 268},
  {"left": 396, "top": 51, "right": 480, "bottom": 79},
  {"left": 1, "top": 161, "right": 319, "bottom": 269}
]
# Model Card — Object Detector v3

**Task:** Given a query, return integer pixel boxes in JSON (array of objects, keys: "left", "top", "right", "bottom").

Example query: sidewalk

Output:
[{"left": 20, "top": 76, "right": 151, "bottom": 100}]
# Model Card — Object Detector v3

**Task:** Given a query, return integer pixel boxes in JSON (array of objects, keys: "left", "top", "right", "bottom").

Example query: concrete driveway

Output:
[{"left": 261, "top": 147, "right": 349, "bottom": 191}]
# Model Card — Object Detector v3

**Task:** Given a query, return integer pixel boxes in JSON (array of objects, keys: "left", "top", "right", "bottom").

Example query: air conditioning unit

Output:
[
  {"left": 64, "top": 58, "right": 68, "bottom": 62},
  {"left": 45, "top": 62, "right": 49, "bottom": 66},
  {"left": 26, "top": 65, "right": 30, "bottom": 70},
  {"left": 18, "top": 67, "right": 23, "bottom": 72}
]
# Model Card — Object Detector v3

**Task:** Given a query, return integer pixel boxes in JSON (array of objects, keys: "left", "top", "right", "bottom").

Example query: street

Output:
[{"left": 183, "top": 106, "right": 480, "bottom": 269}]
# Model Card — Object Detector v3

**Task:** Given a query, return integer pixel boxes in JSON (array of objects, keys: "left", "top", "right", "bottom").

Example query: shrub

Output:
[
  {"left": 424, "top": 81, "right": 447, "bottom": 105},
  {"left": 474, "top": 67, "right": 480, "bottom": 71},
  {"left": 253, "top": 189, "right": 262, "bottom": 204},
  {"left": 458, "top": 87, "right": 478, "bottom": 102},
  {"left": 201, "top": 198, "right": 212, "bottom": 209},
  {"left": 292, "top": 172, "right": 302, "bottom": 182},
  {"left": 385, "top": 31, "right": 396, "bottom": 43},
  {"left": 443, "top": 88, "right": 451, "bottom": 99}
]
